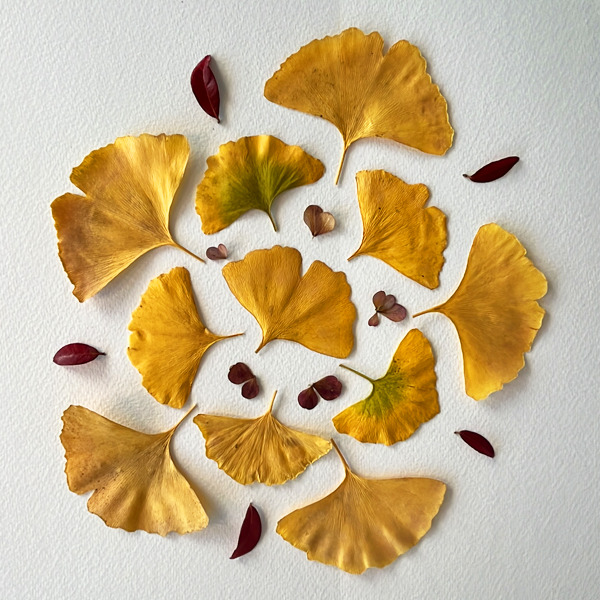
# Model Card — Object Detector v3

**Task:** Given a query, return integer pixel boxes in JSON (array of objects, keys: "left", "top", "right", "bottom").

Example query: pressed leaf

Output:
[
  {"left": 60, "top": 405, "right": 208, "bottom": 535},
  {"left": 368, "top": 313, "right": 380, "bottom": 327},
  {"left": 277, "top": 440, "right": 446, "bottom": 574},
  {"left": 349, "top": 171, "right": 447, "bottom": 289},
  {"left": 52, "top": 133, "right": 202, "bottom": 302},
  {"left": 265, "top": 28, "right": 453, "bottom": 184},
  {"left": 312, "top": 376, "right": 342, "bottom": 401},
  {"left": 206, "top": 244, "right": 228, "bottom": 260},
  {"left": 304, "top": 205, "right": 335, "bottom": 237},
  {"left": 298, "top": 387, "right": 319, "bottom": 410},
  {"left": 231, "top": 504, "right": 262, "bottom": 559},
  {"left": 228, "top": 362, "right": 254, "bottom": 385},
  {"left": 333, "top": 329, "right": 439, "bottom": 445},
  {"left": 191, "top": 55, "right": 221, "bottom": 122},
  {"left": 463, "top": 156, "right": 519, "bottom": 183},
  {"left": 370, "top": 290, "right": 407, "bottom": 326},
  {"left": 196, "top": 135, "right": 324, "bottom": 234},
  {"left": 222, "top": 246, "right": 356, "bottom": 357},
  {"left": 128, "top": 267, "right": 241, "bottom": 409},
  {"left": 455, "top": 430, "right": 495, "bottom": 458},
  {"left": 414, "top": 223, "right": 547, "bottom": 400},
  {"left": 53, "top": 343, "right": 105, "bottom": 365},
  {"left": 241, "top": 379, "right": 260, "bottom": 400},
  {"left": 194, "top": 392, "right": 332, "bottom": 485}
]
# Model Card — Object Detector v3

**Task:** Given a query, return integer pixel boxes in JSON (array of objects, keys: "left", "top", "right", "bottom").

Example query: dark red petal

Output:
[
  {"left": 191, "top": 55, "right": 221, "bottom": 122},
  {"left": 312, "top": 375, "right": 342, "bottom": 400},
  {"left": 228, "top": 362, "right": 253, "bottom": 384},
  {"left": 455, "top": 430, "right": 495, "bottom": 458},
  {"left": 53, "top": 343, "right": 105, "bottom": 366},
  {"left": 379, "top": 294, "right": 397, "bottom": 312},
  {"left": 206, "top": 244, "right": 228, "bottom": 260},
  {"left": 382, "top": 303, "right": 407, "bottom": 322},
  {"left": 241, "top": 378, "right": 259, "bottom": 399},
  {"left": 298, "top": 387, "right": 319, "bottom": 410},
  {"left": 463, "top": 156, "right": 519, "bottom": 183},
  {"left": 372, "top": 291, "right": 386, "bottom": 309},
  {"left": 230, "top": 503, "right": 262, "bottom": 559},
  {"left": 368, "top": 313, "right": 380, "bottom": 327}
]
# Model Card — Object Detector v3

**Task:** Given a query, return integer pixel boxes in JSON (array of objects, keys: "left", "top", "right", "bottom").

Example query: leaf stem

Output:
[
  {"left": 172, "top": 241, "right": 205, "bottom": 263},
  {"left": 331, "top": 438, "right": 351, "bottom": 473},
  {"left": 412, "top": 307, "right": 437, "bottom": 318},
  {"left": 171, "top": 404, "right": 197, "bottom": 433},
  {"left": 334, "top": 141, "right": 350, "bottom": 185},
  {"left": 339, "top": 364, "right": 374, "bottom": 384},
  {"left": 266, "top": 210, "right": 278, "bottom": 232},
  {"left": 267, "top": 391, "right": 278, "bottom": 413}
]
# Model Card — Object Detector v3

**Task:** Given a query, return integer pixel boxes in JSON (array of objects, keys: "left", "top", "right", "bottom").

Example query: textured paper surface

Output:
[{"left": 1, "top": 0, "right": 599, "bottom": 598}]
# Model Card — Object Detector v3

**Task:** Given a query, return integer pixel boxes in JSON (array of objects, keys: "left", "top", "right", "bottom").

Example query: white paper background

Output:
[{"left": 1, "top": 0, "right": 599, "bottom": 598}]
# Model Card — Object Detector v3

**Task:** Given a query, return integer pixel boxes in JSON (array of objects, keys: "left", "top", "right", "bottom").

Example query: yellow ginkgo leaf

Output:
[
  {"left": 264, "top": 28, "right": 453, "bottom": 184},
  {"left": 60, "top": 405, "right": 208, "bottom": 536},
  {"left": 222, "top": 245, "right": 356, "bottom": 357},
  {"left": 128, "top": 267, "right": 241, "bottom": 409},
  {"left": 196, "top": 135, "right": 324, "bottom": 233},
  {"left": 194, "top": 392, "right": 332, "bottom": 485},
  {"left": 277, "top": 440, "right": 446, "bottom": 574},
  {"left": 51, "top": 133, "right": 203, "bottom": 302},
  {"left": 348, "top": 170, "right": 447, "bottom": 289},
  {"left": 333, "top": 329, "right": 439, "bottom": 445},
  {"left": 414, "top": 223, "right": 548, "bottom": 400}
]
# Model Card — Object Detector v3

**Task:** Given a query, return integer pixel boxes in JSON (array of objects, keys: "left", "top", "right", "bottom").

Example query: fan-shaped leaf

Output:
[
  {"left": 333, "top": 329, "right": 439, "bottom": 445},
  {"left": 265, "top": 28, "right": 453, "bottom": 183},
  {"left": 348, "top": 170, "right": 447, "bottom": 289},
  {"left": 51, "top": 133, "right": 202, "bottom": 302},
  {"left": 277, "top": 441, "right": 446, "bottom": 574},
  {"left": 194, "top": 392, "right": 332, "bottom": 485},
  {"left": 60, "top": 405, "right": 208, "bottom": 535},
  {"left": 128, "top": 267, "right": 241, "bottom": 409},
  {"left": 414, "top": 223, "right": 547, "bottom": 400},
  {"left": 196, "top": 135, "right": 324, "bottom": 233},
  {"left": 222, "top": 245, "right": 356, "bottom": 357}
]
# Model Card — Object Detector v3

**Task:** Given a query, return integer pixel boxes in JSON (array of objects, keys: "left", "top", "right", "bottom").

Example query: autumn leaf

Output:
[
  {"left": 51, "top": 133, "right": 203, "bottom": 302},
  {"left": 231, "top": 504, "right": 262, "bottom": 559},
  {"left": 222, "top": 245, "right": 356, "bottom": 357},
  {"left": 191, "top": 55, "right": 220, "bottom": 122},
  {"left": 53, "top": 343, "right": 105, "bottom": 365},
  {"left": 128, "top": 267, "right": 241, "bottom": 409},
  {"left": 264, "top": 28, "right": 453, "bottom": 184},
  {"left": 277, "top": 440, "right": 446, "bottom": 574},
  {"left": 414, "top": 223, "right": 547, "bottom": 400},
  {"left": 196, "top": 135, "right": 324, "bottom": 233},
  {"left": 333, "top": 329, "right": 439, "bottom": 445},
  {"left": 348, "top": 170, "right": 447, "bottom": 289},
  {"left": 194, "top": 391, "right": 332, "bottom": 485},
  {"left": 60, "top": 405, "right": 208, "bottom": 535}
]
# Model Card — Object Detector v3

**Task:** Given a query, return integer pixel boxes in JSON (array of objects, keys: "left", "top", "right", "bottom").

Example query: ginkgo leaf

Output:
[
  {"left": 222, "top": 245, "right": 356, "bottom": 357},
  {"left": 128, "top": 267, "right": 241, "bottom": 409},
  {"left": 196, "top": 135, "right": 324, "bottom": 233},
  {"left": 414, "top": 223, "right": 547, "bottom": 400},
  {"left": 264, "top": 28, "right": 453, "bottom": 184},
  {"left": 348, "top": 170, "right": 447, "bottom": 289},
  {"left": 194, "top": 392, "right": 332, "bottom": 485},
  {"left": 51, "top": 133, "right": 203, "bottom": 302},
  {"left": 277, "top": 440, "right": 446, "bottom": 574},
  {"left": 333, "top": 329, "right": 439, "bottom": 445},
  {"left": 60, "top": 405, "right": 208, "bottom": 535}
]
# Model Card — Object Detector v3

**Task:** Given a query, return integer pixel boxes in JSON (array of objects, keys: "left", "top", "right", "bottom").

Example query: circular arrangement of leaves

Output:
[{"left": 51, "top": 28, "right": 547, "bottom": 575}]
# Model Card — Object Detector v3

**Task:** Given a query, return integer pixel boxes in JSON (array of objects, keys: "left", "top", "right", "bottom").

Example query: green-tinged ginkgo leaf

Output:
[{"left": 333, "top": 329, "right": 439, "bottom": 445}]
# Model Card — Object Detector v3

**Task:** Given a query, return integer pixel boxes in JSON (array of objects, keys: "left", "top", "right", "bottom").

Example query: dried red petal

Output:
[
  {"left": 241, "top": 378, "right": 259, "bottom": 399},
  {"left": 455, "top": 430, "right": 495, "bottom": 458},
  {"left": 312, "top": 375, "right": 342, "bottom": 400},
  {"left": 382, "top": 303, "right": 407, "bottom": 322},
  {"left": 463, "top": 156, "right": 519, "bottom": 183},
  {"left": 298, "top": 387, "right": 319, "bottom": 410},
  {"left": 368, "top": 313, "right": 380, "bottom": 327},
  {"left": 191, "top": 55, "right": 221, "bottom": 123},
  {"left": 228, "top": 362, "right": 254, "bottom": 384},
  {"left": 53, "top": 343, "right": 105, "bottom": 366},
  {"left": 230, "top": 503, "right": 262, "bottom": 559},
  {"left": 372, "top": 291, "right": 387, "bottom": 309},
  {"left": 206, "top": 243, "right": 228, "bottom": 260},
  {"left": 303, "top": 205, "right": 335, "bottom": 237},
  {"left": 379, "top": 294, "right": 397, "bottom": 312}
]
